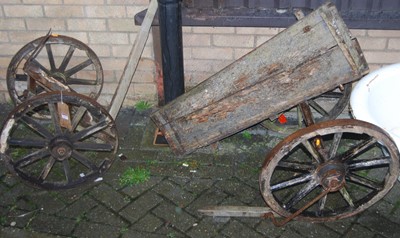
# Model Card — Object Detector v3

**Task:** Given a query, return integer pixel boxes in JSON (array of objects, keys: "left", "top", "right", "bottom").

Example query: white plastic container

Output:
[{"left": 350, "top": 63, "right": 400, "bottom": 150}]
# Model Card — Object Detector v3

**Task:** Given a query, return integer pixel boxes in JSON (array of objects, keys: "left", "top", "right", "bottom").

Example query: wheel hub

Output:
[
  {"left": 51, "top": 71, "right": 67, "bottom": 84},
  {"left": 316, "top": 162, "right": 346, "bottom": 192},
  {"left": 49, "top": 137, "right": 73, "bottom": 161}
]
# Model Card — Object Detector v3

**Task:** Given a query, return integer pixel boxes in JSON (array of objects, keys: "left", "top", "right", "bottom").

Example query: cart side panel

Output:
[{"left": 151, "top": 3, "right": 369, "bottom": 155}]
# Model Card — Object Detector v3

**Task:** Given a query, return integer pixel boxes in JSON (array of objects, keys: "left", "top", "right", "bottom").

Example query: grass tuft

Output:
[
  {"left": 134, "top": 101, "right": 152, "bottom": 112},
  {"left": 119, "top": 167, "right": 150, "bottom": 186},
  {"left": 242, "top": 131, "right": 252, "bottom": 140}
]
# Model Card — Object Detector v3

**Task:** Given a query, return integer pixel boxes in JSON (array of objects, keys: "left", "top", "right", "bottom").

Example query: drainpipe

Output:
[{"left": 157, "top": 0, "right": 185, "bottom": 105}]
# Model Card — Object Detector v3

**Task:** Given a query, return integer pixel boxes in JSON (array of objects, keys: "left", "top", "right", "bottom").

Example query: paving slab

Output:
[
  {"left": 27, "top": 213, "right": 76, "bottom": 236},
  {"left": 344, "top": 224, "right": 376, "bottom": 238},
  {"left": 86, "top": 205, "right": 129, "bottom": 227},
  {"left": 89, "top": 183, "right": 130, "bottom": 212},
  {"left": 220, "top": 219, "right": 265, "bottom": 238},
  {"left": 130, "top": 213, "right": 164, "bottom": 233},
  {"left": 118, "top": 191, "right": 163, "bottom": 223},
  {"left": 73, "top": 221, "right": 122, "bottom": 238},
  {"left": 60, "top": 195, "right": 98, "bottom": 219},
  {"left": 153, "top": 179, "right": 196, "bottom": 207},
  {"left": 0, "top": 227, "right": 64, "bottom": 238},
  {"left": 289, "top": 222, "right": 341, "bottom": 238},
  {"left": 152, "top": 200, "right": 198, "bottom": 233}
]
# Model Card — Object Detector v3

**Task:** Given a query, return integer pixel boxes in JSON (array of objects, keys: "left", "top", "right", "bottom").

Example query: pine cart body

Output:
[{"left": 151, "top": 3, "right": 369, "bottom": 155}]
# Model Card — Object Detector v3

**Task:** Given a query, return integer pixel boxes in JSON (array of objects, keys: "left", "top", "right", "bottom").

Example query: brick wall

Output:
[{"left": 1, "top": 1, "right": 400, "bottom": 108}]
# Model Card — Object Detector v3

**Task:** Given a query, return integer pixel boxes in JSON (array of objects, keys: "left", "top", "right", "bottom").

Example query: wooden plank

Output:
[
  {"left": 108, "top": 0, "right": 158, "bottom": 119},
  {"left": 151, "top": 2, "right": 369, "bottom": 155},
  {"left": 198, "top": 206, "right": 280, "bottom": 218}
]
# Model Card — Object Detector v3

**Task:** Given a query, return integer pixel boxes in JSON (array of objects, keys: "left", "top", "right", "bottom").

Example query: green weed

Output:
[
  {"left": 134, "top": 101, "right": 152, "bottom": 112},
  {"left": 242, "top": 131, "right": 252, "bottom": 140},
  {"left": 75, "top": 212, "right": 87, "bottom": 223},
  {"left": 120, "top": 226, "right": 129, "bottom": 234},
  {"left": 0, "top": 216, "right": 7, "bottom": 226},
  {"left": 167, "top": 232, "right": 176, "bottom": 238},
  {"left": 391, "top": 198, "right": 400, "bottom": 214},
  {"left": 119, "top": 167, "right": 150, "bottom": 186}
]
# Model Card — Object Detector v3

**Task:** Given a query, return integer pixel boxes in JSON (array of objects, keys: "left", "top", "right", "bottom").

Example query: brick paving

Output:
[{"left": 1, "top": 105, "right": 400, "bottom": 237}]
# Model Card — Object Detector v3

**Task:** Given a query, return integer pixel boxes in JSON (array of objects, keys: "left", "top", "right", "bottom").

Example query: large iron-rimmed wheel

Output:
[
  {"left": 260, "top": 119, "right": 399, "bottom": 222},
  {"left": 262, "top": 84, "right": 352, "bottom": 134},
  {"left": 7, "top": 34, "right": 103, "bottom": 105},
  {"left": 0, "top": 91, "right": 117, "bottom": 190}
]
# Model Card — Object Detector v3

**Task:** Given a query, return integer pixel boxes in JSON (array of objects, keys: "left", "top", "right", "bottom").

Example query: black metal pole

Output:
[{"left": 157, "top": 0, "right": 185, "bottom": 104}]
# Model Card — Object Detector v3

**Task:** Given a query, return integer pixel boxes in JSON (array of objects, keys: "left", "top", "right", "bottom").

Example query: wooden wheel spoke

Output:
[
  {"left": 8, "top": 138, "right": 47, "bottom": 148},
  {"left": 346, "top": 173, "right": 383, "bottom": 190},
  {"left": 297, "top": 106, "right": 303, "bottom": 127},
  {"left": 71, "top": 119, "right": 109, "bottom": 142},
  {"left": 71, "top": 150, "right": 98, "bottom": 170},
  {"left": 340, "top": 187, "right": 355, "bottom": 207},
  {"left": 285, "top": 180, "right": 319, "bottom": 210},
  {"left": 48, "top": 102, "right": 62, "bottom": 134},
  {"left": 347, "top": 157, "right": 391, "bottom": 170},
  {"left": 63, "top": 160, "right": 72, "bottom": 183},
  {"left": 14, "top": 148, "right": 50, "bottom": 168},
  {"left": 271, "top": 173, "right": 313, "bottom": 192},
  {"left": 277, "top": 161, "right": 315, "bottom": 172},
  {"left": 317, "top": 194, "right": 327, "bottom": 216},
  {"left": 328, "top": 132, "right": 342, "bottom": 160},
  {"left": 302, "top": 140, "right": 324, "bottom": 164},
  {"left": 341, "top": 138, "right": 377, "bottom": 162},
  {"left": 320, "top": 91, "right": 343, "bottom": 99},
  {"left": 71, "top": 106, "right": 87, "bottom": 131},
  {"left": 65, "top": 59, "right": 93, "bottom": 77},
  {"left": 66, "top": 78, "right": 98, "bottom": 85},
  {"left": 39, "top": 157, "right": 56, "bottom": 181},
  {"left": 308, "top": 99, "right": 329, "bottom": 117},
  {"left": 45, "top": 44, "right": 56, "bottom": 71},
  {"left": 31, "top": 59, "right": 52, "bottom": 76},
  {"left": 74, "top": 142, "right": 113, "bottom": 151},
  {"left": 59, "top": 46, "right": 75, "bottom": 72},
  {"left": 21, "top": 115, "right": 53, "bottom": 139}
]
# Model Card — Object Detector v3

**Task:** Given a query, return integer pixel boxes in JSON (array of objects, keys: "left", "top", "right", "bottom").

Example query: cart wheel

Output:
[
  {"left": 0, "top": 91, "right": 117, "bottom": 189},
  {"left": 262, "top": 84, "right": 351, "bottom": 133},
  {"left": 260, "top": 119, "right": 399, "bottom": 222},
  {"left": 7, "top": 34, "right": 103, "bottom": 105}
]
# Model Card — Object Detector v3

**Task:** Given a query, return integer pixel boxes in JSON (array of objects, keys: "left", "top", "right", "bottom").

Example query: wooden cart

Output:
[
  {"left": 151, "top": 3, "right": 368, "bottom": 156},
  {"left": 1, "top": 1, "right": 399, "bottom": 225}
]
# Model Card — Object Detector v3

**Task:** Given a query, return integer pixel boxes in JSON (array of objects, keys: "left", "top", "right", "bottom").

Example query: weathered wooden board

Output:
[
  {"left": 108, "top": 0, "right": 157, "bottom": 119},
  {"left": 151, "top": 2, "right": 369, "bottom": 155},
  {"left": 198, "top": 206, "right": 279, "bottom": 218}
]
